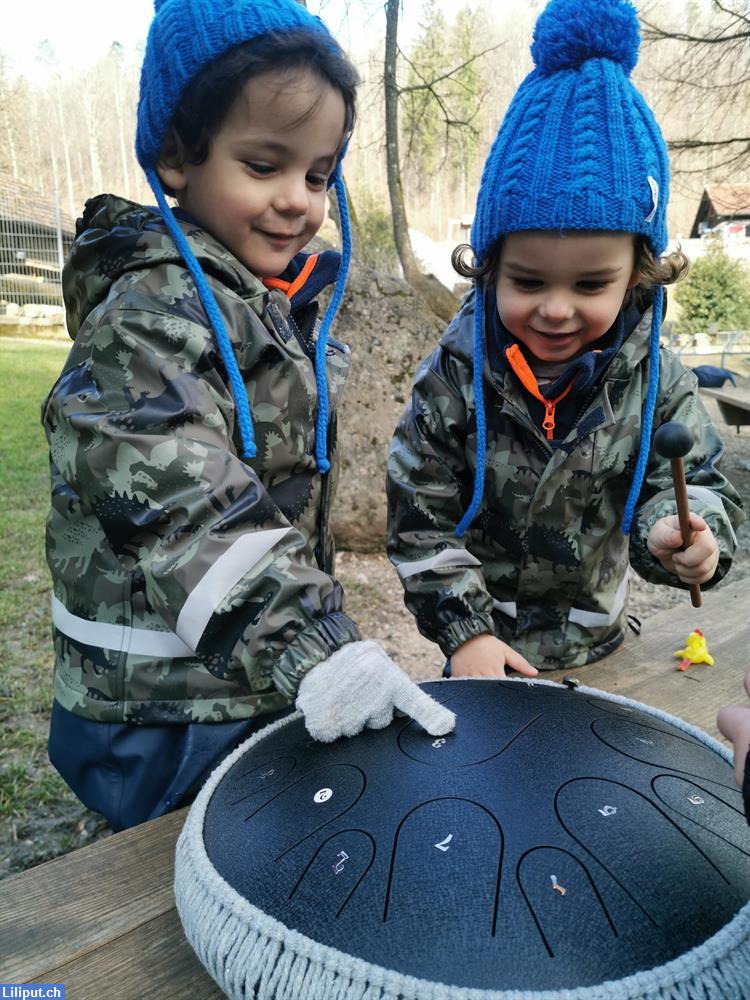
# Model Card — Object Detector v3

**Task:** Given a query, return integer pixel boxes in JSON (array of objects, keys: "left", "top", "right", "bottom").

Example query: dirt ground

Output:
[{"left": 2, "top": 392, "right": 748, "bottom": 879}]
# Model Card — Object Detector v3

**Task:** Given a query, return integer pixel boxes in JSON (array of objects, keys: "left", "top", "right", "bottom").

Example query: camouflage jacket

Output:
[
  {"left": 386, "top": 295, "right": 744, "bottom": 670},
  {"left": 43, "top": 194, "right": 360, "bottom": 724}
]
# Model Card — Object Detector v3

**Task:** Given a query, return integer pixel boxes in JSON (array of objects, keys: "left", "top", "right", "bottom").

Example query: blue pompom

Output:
[{"left": 531, "top": 0, "right": 640, "bottom": 76}]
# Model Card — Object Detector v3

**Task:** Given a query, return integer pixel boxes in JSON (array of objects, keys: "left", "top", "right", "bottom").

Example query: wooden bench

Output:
[
  {"left": 1, "top": 579, "right": 749, "bottom": 998},
  {"left": 701, "top": 386, "right": 750, "bottom": 429}
]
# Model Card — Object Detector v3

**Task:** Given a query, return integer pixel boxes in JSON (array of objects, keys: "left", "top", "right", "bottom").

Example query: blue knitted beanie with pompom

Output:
[
  {"left": 134, "top": 0, "right": 352, "bottom": 474},
  {"left": 471, "top": 0, "right": 668, "bottom": 259},
  {"left": 456, "top": 0, "right": 669, "bottom": 537}
]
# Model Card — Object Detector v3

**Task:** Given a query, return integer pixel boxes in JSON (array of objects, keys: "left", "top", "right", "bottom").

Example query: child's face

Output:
[
  {"left": 495, "top": 231, "right": 640, "bottom": 363},
  {"left": 158, "top": 69, "right": 347, "bottom": 277}
]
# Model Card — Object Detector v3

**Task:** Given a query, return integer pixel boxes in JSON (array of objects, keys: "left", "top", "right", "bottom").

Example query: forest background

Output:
[
  {"left": 0, "top": 0, "right": 749, "bottom": 875},
  {"left": 2, "top": 0, "right": 749, "bottom": 271}
]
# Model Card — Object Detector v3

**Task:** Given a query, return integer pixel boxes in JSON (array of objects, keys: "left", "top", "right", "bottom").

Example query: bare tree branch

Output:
[
  {"left": 669, "top": 138, "right": 750, "bottom": 150},
  {"left": 397, "top": 41, "right": 505, "bottom": 94},
  {"left": 641, "top": 0, "right": 750, "bottom": 176}
]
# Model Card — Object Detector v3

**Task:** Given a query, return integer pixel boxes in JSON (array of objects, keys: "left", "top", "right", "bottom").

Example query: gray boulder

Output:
[{"left": 329, "top": 263, "right": 443, "bottom": 552}]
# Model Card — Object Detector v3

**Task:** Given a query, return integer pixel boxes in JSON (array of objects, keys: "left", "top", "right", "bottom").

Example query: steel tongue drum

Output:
[{"left": 175, "top": 679, "right": 750, "bottom": 999}]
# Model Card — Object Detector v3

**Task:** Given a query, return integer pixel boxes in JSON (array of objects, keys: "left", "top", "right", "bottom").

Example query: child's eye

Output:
[
  {"left": 244, "top": 162, "right": 275, "bottom": 176},
  {"left": 306, "top": 173, "right": 328, "bottom": 189},
  {"left": 577, "top": 280, "right": 608, "bottom": 292},
  {"left": 512, "top": 277, "right": 543, "bottom": 290}
]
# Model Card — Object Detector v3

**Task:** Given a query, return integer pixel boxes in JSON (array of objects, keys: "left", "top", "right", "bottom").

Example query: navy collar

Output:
[{"left": 266, "top": 250, "right": 341, "bottom": 310}]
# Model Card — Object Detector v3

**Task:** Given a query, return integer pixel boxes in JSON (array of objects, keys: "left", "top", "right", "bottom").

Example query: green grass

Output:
[
  {"left": 0, "top": 763, "right": 62, "bottom": 820},
  {"left": 0, "top": 339, "right": 75, "bottom": 825}
]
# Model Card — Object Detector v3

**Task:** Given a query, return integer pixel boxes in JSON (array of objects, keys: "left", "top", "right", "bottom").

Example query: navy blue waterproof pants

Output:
[{"left": 48, "top": 700, "right": 287, "bottom": 831}]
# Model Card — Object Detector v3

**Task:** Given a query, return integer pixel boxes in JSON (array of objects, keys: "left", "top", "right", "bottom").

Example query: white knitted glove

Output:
[{"left": 296, "top": 640, "right": 456, "bottom": 743}]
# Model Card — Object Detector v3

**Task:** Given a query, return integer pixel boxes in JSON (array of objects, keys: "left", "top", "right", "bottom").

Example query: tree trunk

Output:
[
  {"left": 1, "top": 101, "right": 18, "bottom": 178},
  {"left": 82, "top": 91, "right": 103, "bottom": 194},
  {"left": 384, "top": 0, "right": 459, "bottom": 323},
  {"left": 384, "top": 0, "right": 421, "bottom": 284}
]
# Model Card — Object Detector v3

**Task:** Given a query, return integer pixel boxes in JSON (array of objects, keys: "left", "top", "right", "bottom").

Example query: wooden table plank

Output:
[
  {"left": 0, "top": 808, "right": 186, "bottom": 982},
  {"left": 545, "top": 579, "right": 749, "bottom": 739},
  {"left": 31, "top": 907, "right": 222, "bottom": 1000},
  {"left": 700, "top": 386, "right": 750, "bottom": 428}
]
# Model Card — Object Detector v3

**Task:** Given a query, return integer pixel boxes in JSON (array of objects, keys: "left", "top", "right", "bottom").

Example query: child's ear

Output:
[
  {"left": 156, "top": 129, "right": 188, "bottom": 194},
  {"left": 627, "top": 268, "right": 641, "bottom": 290}
]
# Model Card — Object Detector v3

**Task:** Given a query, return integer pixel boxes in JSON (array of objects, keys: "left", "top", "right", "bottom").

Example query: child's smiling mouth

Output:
[
  {"left": 257, "top": 230, "right": 301, "bottom": 245},
  {"left": 530, "top": 326, "right": 582, "bottom": 340}
]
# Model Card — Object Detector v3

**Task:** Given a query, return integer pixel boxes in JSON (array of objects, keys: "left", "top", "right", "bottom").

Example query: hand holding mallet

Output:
[{"left": 652, "top": 421, "right": 702, "bottom": 608}]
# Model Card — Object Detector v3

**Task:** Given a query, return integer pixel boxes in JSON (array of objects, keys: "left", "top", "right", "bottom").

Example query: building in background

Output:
[
  {"left": 690, "top": 184, "right": 750, "bottom": 243},
  {"left": 0, "top": 172, "right": 75, "bottom": 323}
]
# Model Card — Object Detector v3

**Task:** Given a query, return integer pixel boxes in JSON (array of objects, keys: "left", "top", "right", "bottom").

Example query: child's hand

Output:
[
  {"left": 296, "top": 641, "right": 456, "bottom": 742},
  {"left": 717, "top": 672, "right": 750, "bottom": 788},
  {"left": 647, "top": 513, "right": 719, "bottom": 585},
  {"left": 450, "top": 634, "right": 538, "bottom": 679}
]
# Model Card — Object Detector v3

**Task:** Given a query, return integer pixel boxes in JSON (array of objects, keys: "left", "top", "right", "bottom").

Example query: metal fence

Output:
[{"left": 0, "top": 178, "right": 75, "bottom": 315}]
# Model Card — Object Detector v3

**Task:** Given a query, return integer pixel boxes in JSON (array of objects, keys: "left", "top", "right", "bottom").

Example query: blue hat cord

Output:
[
  {"left": 146, "top": 166, "right": 257, "bottom": 461},
  {"left": 314, "top": 164, "right": 351, "bottom": 474},
  {"left": 622, "top": 284, "right": 663, "bottom": 534},
  {"left": 456, "top": 282, "right": 663, "bottom": 538},
  {"left": 455, "top": 282, "right": 488, "bottom": 538},
  {"left": 146, "top": 165, "right": 352, "bottom": 474}
]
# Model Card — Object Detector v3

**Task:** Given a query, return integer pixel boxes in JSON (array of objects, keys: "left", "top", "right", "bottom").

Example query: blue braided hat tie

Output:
[
  {"left": 314, "top": 164, "right": 352, "bottom": 474},
  {"left": 622, "top": 285, "right": 663, "bottom": 533},
  {"left": 146, "top": 167, "right": 258, "bottom": 460},
  {"left": 145, "top": 166, "right": 352, "bottom": 474},
  {"left": 455, "top": 288, "right": 487, "bottom": 538}
]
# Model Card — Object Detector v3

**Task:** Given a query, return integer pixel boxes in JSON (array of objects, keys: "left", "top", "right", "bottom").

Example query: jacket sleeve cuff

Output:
[
  {"left": 272, "top": 612, "right": 362, "bottom": 699},
  {"left": 629, "top": 490, "right": 736, "bottom": 589},
  {"left": 436, "top": 613, "right": 496, "bottom": 658}
]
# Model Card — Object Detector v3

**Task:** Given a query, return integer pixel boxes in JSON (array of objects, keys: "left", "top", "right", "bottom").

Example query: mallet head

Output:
[{"left": 653, "top": 421, "right": 694, "bottom": 460}]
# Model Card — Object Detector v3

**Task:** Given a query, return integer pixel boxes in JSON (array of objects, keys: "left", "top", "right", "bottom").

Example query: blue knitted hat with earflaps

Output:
[
  {"left": 135, "top": 0, "right": 353, "bottom": 474},
  {"left": 455, "top": 0, "right": 670, "bottom": 537}
]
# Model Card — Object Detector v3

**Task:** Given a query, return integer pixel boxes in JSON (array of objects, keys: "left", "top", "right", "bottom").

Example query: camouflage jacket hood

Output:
[
  {"left": 64, "top": 195, "right": 339, "bottom": 337},
  {"left": 387, "top": 293, "right": 744, "bottom": 669},
  {"left": 44, "top": 194, "right": 359, "bottom": 723},
  {"left": 65, "top": 195, "right": 257, "bottom": 338}
]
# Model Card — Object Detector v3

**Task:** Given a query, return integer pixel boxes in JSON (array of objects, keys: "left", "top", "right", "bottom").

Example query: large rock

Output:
[{"left": 328, "top": 262, "right": 443, "bottom": 552}]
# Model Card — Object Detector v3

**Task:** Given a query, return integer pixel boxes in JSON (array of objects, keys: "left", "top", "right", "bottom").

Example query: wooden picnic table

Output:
[
  {"left": 1, "top": 578, "right": 748, "bottom": 999},
  {"left": 700, "top": 385, "right": 750, "bottom": 429}
]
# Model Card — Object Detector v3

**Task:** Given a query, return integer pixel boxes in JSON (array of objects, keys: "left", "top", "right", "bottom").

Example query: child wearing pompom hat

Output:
[
  {"left": 387, "top": 0, "right": 743, "bottom": 676},
  {"left": 43, "top": 0, "right": 454, "bottom": 831}
]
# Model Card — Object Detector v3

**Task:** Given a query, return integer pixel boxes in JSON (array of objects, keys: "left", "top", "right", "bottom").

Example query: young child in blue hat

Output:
[
  {"left": 386, "top": 0, "right": 743, "bottom": 678},
  {"left": 43, "top": 0, "right": 454, "bottom": 831}
]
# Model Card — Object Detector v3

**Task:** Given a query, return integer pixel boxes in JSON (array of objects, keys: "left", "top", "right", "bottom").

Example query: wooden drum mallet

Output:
[{"left": 652, "top": 420, "right": 702, "bottom": 608}]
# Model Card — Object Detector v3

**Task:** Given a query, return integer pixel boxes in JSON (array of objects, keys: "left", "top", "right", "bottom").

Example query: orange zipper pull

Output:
[{"left": 542, "top": 403, "right": 556, "bottom": 439}]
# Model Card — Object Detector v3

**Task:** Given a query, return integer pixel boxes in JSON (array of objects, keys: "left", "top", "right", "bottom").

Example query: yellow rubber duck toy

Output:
[{"left": 674, "top": 629, "right": 714, "bottom": 672}]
